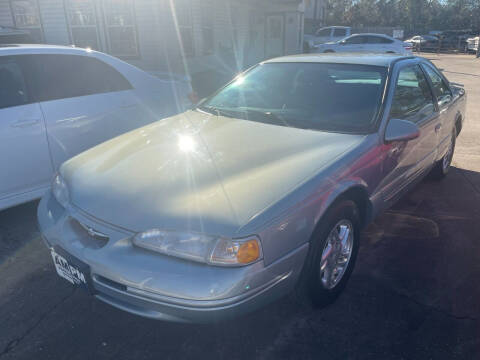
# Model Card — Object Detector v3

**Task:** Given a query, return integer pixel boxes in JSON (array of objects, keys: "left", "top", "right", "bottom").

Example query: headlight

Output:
[
  {"left": 132, "top": 229, "right": 262, "bottom": 266},
  {"left": 52, "top": 173, "right": 70, "bottom": 208}
]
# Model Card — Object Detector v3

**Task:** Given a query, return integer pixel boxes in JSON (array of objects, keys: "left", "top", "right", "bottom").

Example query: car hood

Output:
[{"left": 62, "top": 110, "right": 365, "bottom": 236}]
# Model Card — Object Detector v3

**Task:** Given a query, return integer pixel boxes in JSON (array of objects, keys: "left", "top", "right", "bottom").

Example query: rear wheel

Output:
[
  {"left": 323, "top": 49, "right": 335, "bottom": 53},
  {"left": 431, "top": 129, "right": 456, "bottom": 179},
  {"left": 300, "top": 200, "right": 361, "bottom": 307}
]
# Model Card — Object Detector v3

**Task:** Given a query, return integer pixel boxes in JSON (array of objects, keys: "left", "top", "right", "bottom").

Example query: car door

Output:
[
  {"left": 0, "top": 55, "right": 53, "bottom": 206},
  {"left": 378, "top": 37, "right": 397, "bottom": 53},
  {"left": 338, "top": 35, "right": 366, "bottom": 52},
  {"left": 363, "top": 35, "right": 385, "bottom": 53},
  {"left": 380, "top": 63, "right": 440, "bottom": 203},
  {"left": 28, "top": 54, "right": 135, "bottom": 169},
  {"left": 421, "top": 62, "right": 455, "bottom": 157}
]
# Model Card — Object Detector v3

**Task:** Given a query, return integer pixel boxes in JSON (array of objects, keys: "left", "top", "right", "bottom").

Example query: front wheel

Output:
[
  {"left": 301, "top": 200, "right": 360, "bottom": 307},
  {"left": 431, "top": 130, "right": 456, "bottom": 179}
]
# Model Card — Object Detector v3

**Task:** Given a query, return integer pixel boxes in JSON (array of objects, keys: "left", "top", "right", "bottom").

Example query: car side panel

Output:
[
  {"left": 0, "top": 103, "right": 53, "bottom": 204},
  {"left": 240, "top": 134, "right": 384, "bottom": 266},
  {"left": 39, "top": 92, "right": 127, "bottom": 169}
]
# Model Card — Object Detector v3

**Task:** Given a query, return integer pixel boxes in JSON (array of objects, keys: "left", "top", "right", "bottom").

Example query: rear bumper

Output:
[{"left": 38, "top": 191, "right": 309, "bottom": 323}]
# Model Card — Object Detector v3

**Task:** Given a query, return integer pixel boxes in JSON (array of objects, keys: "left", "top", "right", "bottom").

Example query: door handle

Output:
[
  {"left": 11, "top": 119, "right": 40, "bottom": 128},
  {"left": 435, "top": 123, "right": 442, "bottom": 133}
]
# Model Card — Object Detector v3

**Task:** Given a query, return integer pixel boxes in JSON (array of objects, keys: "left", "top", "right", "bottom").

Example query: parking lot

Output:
[{"left": 1, "top": 54, "right": 480, "bottom": 360}]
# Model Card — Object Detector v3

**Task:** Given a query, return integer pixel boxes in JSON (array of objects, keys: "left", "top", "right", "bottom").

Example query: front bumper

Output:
[{"left": 38, "top": 191, "right": 309, "bottom": 323}]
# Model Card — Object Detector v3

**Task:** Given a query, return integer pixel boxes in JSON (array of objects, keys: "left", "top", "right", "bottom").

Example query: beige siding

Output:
[
  {"left": 38, "top": 0, "right": 69, "bottom": 44},
  {"left": 132, "top": 0, "right": 165, "bottom": 69},
  {"left": 0, "top": 0, "right": 14, "bottom": 27}
]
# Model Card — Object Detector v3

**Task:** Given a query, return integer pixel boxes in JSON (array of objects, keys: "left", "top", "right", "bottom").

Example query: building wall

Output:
[
  {"left": 0, "top": 0, "right": 14, "bottom": 27},
  {"left": 130, "top": 0, "right": 164, "bottom": 70},
  {"left": 38, "top": 0, "right": 69, "bottom": 45},
  {"left": 304, "top": 0, "right": 326, "bottom": 21},
  {"left": 0, "top": 0, "right": 303, "bottom": 85}
]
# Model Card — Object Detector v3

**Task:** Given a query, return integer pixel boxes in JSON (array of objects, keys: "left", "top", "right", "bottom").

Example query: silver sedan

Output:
[{"left": 38, "top": 53, "right": 466, "bottom": 323}]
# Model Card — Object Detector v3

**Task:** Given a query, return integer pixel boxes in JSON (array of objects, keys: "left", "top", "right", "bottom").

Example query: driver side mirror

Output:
[
  {"left": 385, "top": 118, "right": 420, "bottom": 143},
  {"left": 339, "top": 40, "right": 346, "bottom": 45}
]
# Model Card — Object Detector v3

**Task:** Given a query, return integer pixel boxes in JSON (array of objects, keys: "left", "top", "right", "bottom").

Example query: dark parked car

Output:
[{"left": 0, "top": 26, "right": 33, "bottom": 44}]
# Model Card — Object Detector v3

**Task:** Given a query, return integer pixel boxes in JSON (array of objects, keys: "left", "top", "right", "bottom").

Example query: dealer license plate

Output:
[{"left": 51, "top": 247, "right": 93, "bottom": 293}]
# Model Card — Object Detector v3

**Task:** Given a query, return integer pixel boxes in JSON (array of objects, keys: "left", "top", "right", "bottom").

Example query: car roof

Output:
[
  {"left": 0, "top": 44, "right": 93, "bottom": 56},
  {"left": 349, "top": 33, "right": 390, "bottom": 37},
  {"left": 264, "top": 53, "right": 414, "bottom": 67},
  {"left": 321, "top": 26, "right": 350, "bottom": 29}
]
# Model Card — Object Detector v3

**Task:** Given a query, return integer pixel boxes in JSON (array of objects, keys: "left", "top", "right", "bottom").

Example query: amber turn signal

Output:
[{"left": 236, "top": 239, "right": 261, "bottom": 264}]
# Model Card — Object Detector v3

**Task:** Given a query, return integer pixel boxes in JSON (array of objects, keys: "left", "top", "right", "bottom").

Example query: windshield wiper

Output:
[
  {"left": 196, "top": 105, "right": 239, "bottom": 118},
  {"left": 197, "top": 106, "right": 291, "bottom": 127},
  {"left": 241, "top": 109, "right": 291, "bottom": 128}
]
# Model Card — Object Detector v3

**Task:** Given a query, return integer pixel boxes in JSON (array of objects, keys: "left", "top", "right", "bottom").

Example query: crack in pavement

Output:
[
  {"left": 392, "top": 288, "right": 478, "bottom": 322},
  {"left": 0, "top": 288, "right": 76, "bottom": 358},
  {"left": 459, "top": 169, "right": 480, "bottom": 195}
]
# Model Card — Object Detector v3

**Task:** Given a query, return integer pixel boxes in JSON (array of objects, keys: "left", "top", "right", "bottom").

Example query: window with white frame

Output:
[
  {"left": 65, "top": 0, "right": 100, "bottom": 50},
  {"left": 173, "top": 0, "right": 194, "bottom": 57},
  {"left": 10, "top": 0, "right": 43, "bottom": 42},
  {"left": 200, "top": 0, "right": 214, "bottom": 55},
  {"left": 102, "top": 0, "right": 138, "bottom": 57}
]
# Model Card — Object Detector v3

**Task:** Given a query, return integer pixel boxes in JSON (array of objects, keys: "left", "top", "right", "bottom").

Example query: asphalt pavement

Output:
[{"left": 1, "top": 54, "right": 480, "bottom": 360}]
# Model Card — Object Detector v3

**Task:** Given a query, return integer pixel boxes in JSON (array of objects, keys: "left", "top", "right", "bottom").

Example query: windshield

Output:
[{"left": 201, "top": 62, "right": 388, "bottom": 133}]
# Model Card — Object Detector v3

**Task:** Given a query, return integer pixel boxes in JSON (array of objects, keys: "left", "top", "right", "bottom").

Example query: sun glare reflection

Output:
[
  {"left": 178, "top": 135, "right": 196, "bottom": 152},
  {"left": 234, "top": 76, "right": 245, "bottom": 86}
]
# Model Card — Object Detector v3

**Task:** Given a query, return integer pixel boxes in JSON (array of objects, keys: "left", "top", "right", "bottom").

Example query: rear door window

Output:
[
  {"left": 365, "top": 36, "right": 383, "bottom": 44},
  {"left": 379, "top": 37, "right": 394, "bottom": 44},
  {"left": 333, "top": 28, "right": 347, "bottom": 37},
  {"left": 390, "top": 65, "right": 435, "bottom": 123},
  {"left": 27, "top": 54, "right": 132, "bottom": 102},
  {"left": 0, "top": 56, "right": 30, "bottom": 109},
  {"left": 345, "top": 36, "right": 366, "bottom": 44},
  {"left": 316, "top": 28, "right": 331, "bottom": 37}
]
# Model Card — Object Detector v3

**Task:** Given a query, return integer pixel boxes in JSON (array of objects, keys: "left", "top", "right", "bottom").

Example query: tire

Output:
[
  {"left": 431, "top": 129, "right": 456, "bottom": 180},
  {"left": 298, "top": 200, "right": 361, "bottom": 308},
  {"left": 324, "top": 49, "right": 335, "bottom": 53}
]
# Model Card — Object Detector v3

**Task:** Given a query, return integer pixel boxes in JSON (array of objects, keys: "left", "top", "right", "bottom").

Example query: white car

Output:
[
  {"left": 313, "top": 33, "right": 413, "bottom": 55},
  {"left": 0, "top": 44, "right": 193, "bottom": 211}
]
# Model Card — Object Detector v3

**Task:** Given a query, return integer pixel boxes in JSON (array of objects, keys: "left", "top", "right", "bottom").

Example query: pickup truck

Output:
[{"left": 304, "top": 26, "right": 351, "bottom": 52}]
